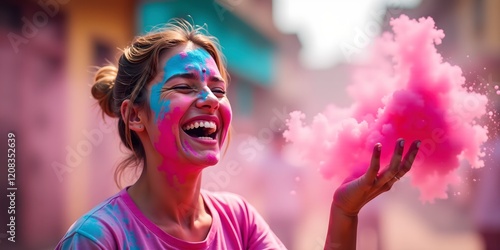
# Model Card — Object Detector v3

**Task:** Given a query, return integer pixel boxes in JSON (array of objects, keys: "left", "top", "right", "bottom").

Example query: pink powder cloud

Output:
[{"left": 284, "top": 15, "right": 489, "bottom": 202}]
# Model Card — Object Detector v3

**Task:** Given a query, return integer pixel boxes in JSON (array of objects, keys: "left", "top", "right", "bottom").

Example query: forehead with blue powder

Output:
[{"left": 150, "top": 48, "right": 215, "bottom": 122}]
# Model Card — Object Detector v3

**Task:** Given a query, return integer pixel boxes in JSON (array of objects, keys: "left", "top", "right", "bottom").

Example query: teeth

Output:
[
  {"left": 198, "top": 136, "right": 214, "bottom": 140},
  {"left": 183, "top": 120, "right": 217, "bottom": 131}
]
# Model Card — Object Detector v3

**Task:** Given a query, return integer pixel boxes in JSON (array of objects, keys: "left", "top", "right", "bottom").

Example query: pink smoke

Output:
[{"left": 284, "top": 15, "right": 489, "bottom": 202}]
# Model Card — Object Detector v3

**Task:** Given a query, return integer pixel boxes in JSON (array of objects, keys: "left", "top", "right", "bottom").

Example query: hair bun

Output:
[{"left": 92, "top": 65, "right": 118, "bottom": 118}]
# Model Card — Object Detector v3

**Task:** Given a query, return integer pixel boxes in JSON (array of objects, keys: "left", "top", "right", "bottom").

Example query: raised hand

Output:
[
  {"left": 333, "top": 139, "right": 420, "bottom": 216},
  {"left": 325, "top": 139, "right": 420, "bottom": 250}
]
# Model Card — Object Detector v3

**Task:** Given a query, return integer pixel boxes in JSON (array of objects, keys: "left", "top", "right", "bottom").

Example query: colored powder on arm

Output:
[{"left": 284, "top": 15, "right": 490, "bottom": 202}]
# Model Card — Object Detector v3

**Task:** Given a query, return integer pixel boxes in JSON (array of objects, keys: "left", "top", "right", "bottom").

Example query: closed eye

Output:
[
  {"left": 163, "top": 85, "right": 195, "bottom": 92},
  {"left": 211, "top": 88, "right": 226, "bottom": 96},
  {"left": 171, "top": 85, "right": 193, "bottom": 90}
]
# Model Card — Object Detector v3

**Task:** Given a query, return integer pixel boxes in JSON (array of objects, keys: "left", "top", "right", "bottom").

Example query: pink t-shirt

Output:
[{"left": 56, "top": 188, "right": 286, "bottom": 249}]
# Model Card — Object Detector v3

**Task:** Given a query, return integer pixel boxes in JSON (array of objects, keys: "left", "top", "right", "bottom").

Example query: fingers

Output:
[
  {"left": 376, "top": 139, "right": 405, "bottom": 185},
  {"left": 389, "top": 138, "right": 405, "bottom": 173},
  {"left": 362, "top": 143, "right": 382, "bottom": 185},
  {"left": 395, "top": 140, "right": 421, "bottom": 179},
  {"left": 362, "top": 139, "right": 420, "bottom": 204}
]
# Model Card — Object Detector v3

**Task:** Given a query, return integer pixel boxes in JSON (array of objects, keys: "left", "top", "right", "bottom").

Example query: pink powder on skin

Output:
[
  {"left": 284, "top": 15, "right": 489, "bottom": 202},
  {"left": 155, "top": 107, "right": 187, "bottom": 185}
]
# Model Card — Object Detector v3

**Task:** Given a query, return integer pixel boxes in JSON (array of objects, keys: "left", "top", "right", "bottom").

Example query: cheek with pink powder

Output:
[
  {"left": 285, "top": 15, "right": 493, "bottom": 203},
  {"left": 154, "top": 107, "right": 183, "bottom": 158}
]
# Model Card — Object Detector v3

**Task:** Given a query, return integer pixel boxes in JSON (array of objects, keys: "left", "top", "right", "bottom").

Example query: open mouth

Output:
[{"left": 182, "top": 120, "right": 218, "bottom": 140}]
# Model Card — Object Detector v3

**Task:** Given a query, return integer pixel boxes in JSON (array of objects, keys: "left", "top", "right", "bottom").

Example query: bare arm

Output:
[{"left": 324, "top": 139, "right": 420, "bottom": 250}]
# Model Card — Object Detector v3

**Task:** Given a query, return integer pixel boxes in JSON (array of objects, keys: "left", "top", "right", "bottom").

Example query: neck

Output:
[{"left": 128, "top": 156, "right": 207, "bottom": 228}]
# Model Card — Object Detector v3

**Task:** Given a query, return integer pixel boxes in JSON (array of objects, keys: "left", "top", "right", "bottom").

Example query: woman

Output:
[{"left": 56, "top": 20, "right": 420, "bottom": 250}]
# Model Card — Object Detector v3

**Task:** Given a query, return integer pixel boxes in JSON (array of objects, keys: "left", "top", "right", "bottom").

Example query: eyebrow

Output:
[
  {"left": 165, "top": 73, "right": 225, "bottom": 83},
  {"left": 165, "top": 73, "right": 197, "bottom": 82}
]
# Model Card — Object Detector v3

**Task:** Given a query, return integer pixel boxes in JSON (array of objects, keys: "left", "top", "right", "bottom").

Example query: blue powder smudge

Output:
[
  {"left": 149, "top": 48, "right": 213, "bottom": 122},
  {"left": 199, "top": 89, "right": 209, "bottom": 100},
  {"left": 150, "top": 82, "right": 171, "bottom": 123}
]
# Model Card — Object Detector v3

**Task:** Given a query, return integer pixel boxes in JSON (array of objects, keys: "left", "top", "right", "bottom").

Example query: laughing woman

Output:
[{"left": 56, "top": 20, "right": 420, "bottom": 250}]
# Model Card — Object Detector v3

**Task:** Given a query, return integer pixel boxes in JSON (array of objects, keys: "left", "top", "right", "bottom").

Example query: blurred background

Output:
[{"left": 0, "top": 0, "right": 499, "bottom": 249}]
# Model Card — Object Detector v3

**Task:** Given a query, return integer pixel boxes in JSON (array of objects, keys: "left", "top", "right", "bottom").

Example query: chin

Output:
[
  {"left": 183, "top": 151, "right": 220, "bottom": 168},
  {"left": 200, "top": 154, "right": 220, "bottom": 166}
]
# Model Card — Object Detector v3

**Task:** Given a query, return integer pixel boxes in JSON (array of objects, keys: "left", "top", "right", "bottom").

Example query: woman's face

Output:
[{"left": 145, "top": 43, "right": 232, "bottom": 171}]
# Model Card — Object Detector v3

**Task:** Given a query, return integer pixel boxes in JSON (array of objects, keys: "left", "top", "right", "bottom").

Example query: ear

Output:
[{"left": 120, "top": 99, "right": 145, "bottom": 132}]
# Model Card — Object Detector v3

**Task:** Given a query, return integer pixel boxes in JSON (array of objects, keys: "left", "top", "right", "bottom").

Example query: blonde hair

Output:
[{"left": 91, "top": 19, "right": 229, "bottom": 188}]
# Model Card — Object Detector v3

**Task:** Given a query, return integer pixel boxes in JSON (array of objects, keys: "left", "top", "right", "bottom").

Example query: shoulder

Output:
[
  {"left": 202, "top": 190, "right": 286, "bottom": 249},
  {"left": 202, "top": 190, "right": 247, "bottom": 204},
  {"left": 70, "top": 191, "right": 127, "bottom": 233},
  {"left": 57, "top": 190, "right": 129, "bottom": 249},
  {"left": 202, "top": 190, "right": 252, "bottom": 214},
  {"left": 201, "top": 190, "right": 264, "bottom": 229}
]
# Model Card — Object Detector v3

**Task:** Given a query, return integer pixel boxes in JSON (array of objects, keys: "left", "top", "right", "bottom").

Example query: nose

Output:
[{"left": 195, "top": 87, "right": 219, "bottom": 112}]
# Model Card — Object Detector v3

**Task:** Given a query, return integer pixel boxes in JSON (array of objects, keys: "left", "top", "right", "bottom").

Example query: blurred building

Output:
[
  {"left": 1, "top": 0, "right": 135, "bottom": 249},
  {"left": 1, "top": 0, "right": 70, "bottom": 249}
]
